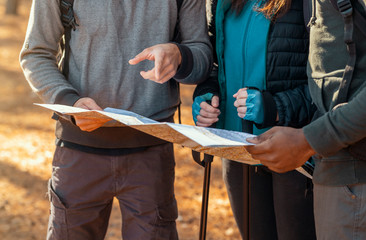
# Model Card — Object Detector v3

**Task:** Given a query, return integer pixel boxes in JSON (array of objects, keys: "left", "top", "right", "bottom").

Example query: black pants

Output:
[{"left": 222, "top": 159, "right": 316, "bottom": 240}]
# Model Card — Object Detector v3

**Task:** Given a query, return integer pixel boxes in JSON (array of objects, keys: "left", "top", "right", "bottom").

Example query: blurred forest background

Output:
[{"left": 0, "top": 0, "right": 241, "bottom": 239}]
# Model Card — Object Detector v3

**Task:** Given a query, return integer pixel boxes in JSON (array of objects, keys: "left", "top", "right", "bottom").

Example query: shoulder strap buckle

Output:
[{"left": 337, "top": 0, "right": 353, "bottom": 18}]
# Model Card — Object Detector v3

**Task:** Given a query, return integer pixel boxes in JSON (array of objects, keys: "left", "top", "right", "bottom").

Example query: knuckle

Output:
[{"left": 267, "top": 155, "right": 275, "bottom": 162}]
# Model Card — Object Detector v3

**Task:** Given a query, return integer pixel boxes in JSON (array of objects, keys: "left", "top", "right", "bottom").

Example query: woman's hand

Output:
[
  {"left": 192, "top": 93, "right": 220, "bottom": 127},
  {"left": 234, "top": 88, "right": 264, "bottom": 124}
]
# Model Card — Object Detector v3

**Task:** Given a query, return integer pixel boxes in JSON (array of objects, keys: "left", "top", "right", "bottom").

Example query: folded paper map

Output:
[
  {"left": 36, "top": 103, "right": 314, "bottom": 178},
  {"left": 35, "top": 103, "right": 259, "bottom": 165}
]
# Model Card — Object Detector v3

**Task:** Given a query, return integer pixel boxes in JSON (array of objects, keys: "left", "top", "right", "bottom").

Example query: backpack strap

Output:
[
  {"left": 303, "top": 0, "right": 311, "bottom": 33},
  {"left": 174, "top": 0, "right": 184, "bottom": 123},
  {"left": 176, "top": 0, "right": 183, "bottom": 11},
  {"left": 328, "top": 0, "right": 366, "bottom": 104},
  {"left": 173, "top": 0, "right": 184, "bottom": 43},
  {"left": 59, "top": 0, "right": 78, "bottom": 77},
  {"left": 60, "top": 0, "right": 77, "bottom": 30},
  {"left": 329, "top": 0, "right": 356, "bottom": 104},
  {"left": 330, "top": 0, "right": 366, "bottom": 37},
  {"left": 353, "top": 4, "right": 366, "bottom": 37}
]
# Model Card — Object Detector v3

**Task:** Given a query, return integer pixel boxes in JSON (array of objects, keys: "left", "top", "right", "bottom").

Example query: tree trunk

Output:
[{"left": 5, "top": 0, "right": 19, "bottom": 15}]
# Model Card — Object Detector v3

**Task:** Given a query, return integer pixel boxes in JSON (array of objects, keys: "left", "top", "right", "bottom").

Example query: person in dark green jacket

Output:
[
  {"left": 246, "top": 0, "right": 366, "bottom": 239},
  {"left": 193, "top": 0, "right": 317, "bottom": 239}
]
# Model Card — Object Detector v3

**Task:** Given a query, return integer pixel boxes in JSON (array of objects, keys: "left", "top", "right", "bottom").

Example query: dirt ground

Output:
[{"left": 0, "top": 0, "right": 241, "bottom": 239}]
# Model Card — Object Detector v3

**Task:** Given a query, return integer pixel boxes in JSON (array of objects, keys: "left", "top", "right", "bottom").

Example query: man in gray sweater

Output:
[{"left": 20, "top": 0, "right": 212, "bottom": 239}]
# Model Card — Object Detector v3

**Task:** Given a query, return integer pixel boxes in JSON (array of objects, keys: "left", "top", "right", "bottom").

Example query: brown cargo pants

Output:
[{"left": 46, "top": 143, "right": 178, "bottom": 240}]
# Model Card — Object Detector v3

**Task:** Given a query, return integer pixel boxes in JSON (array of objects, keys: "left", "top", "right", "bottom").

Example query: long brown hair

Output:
[{"left": 230, "top": 0, "right": 292, "bottom": 20}]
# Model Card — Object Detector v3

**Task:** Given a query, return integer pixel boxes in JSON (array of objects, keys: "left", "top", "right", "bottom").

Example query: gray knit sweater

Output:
[{"left": 20, "top": 0, "right": 212, "bottom": 148}]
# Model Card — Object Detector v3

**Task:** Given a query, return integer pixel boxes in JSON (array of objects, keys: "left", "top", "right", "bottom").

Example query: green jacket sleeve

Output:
[{"left": 303, "top": 85, "right": 366, "bottom": 157}]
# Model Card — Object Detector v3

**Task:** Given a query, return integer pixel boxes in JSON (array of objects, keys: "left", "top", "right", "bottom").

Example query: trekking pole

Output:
[
  {"left": 241, "top": 119, "right": 252, "bottom": 240},
  {"left": 192, "top": 150, "right": 214, "bottom": 240},
  {"left": 243, "top": 164, "right": 250, "bottom": 240},
  {"left": 191, "top": 99, "right": 216, "bottom": 240}
]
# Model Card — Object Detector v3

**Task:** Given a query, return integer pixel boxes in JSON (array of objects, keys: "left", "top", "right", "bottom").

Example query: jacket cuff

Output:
[
  {"left": 193, "top": 83, "right": 220, "bottom": 100},
  {"left": 254, "top": 91, "right": 277, "bottom": 129},
  {"left": 54, "top": 89, "right": 81, "bottom": 106},
  {"left": 172, "top": 43, "right": 194, "bottom": 79},
  {"left": 193, "top": 66, "right": 219, "bottom": 99},
  {"left": 273, "top": 94, "right": 286, "bottom": 126}
]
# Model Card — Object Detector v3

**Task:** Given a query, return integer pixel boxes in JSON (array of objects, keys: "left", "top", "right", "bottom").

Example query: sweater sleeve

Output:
[
  {"left": 173, "top": 0, "right": 213, "bottom": 84},
  {"left": 303, "top": 84, "right": 366, "bottom": 157},
  {"left": 19, "top": 0, "right": 80, "bottom": 106}
]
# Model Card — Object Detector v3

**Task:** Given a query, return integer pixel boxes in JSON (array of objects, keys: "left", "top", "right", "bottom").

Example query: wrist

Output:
[
  {"left": 172, "top": 43, "right": 193, "bottom": 79},
  {"left": 299, "top": 128, "right": 316, "bottom": 157},
  {"left": 171, "top": 43, "right": 182, "bottom": 65}
]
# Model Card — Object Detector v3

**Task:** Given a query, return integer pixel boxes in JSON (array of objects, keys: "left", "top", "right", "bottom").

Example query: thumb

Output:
[
  {"left": 247, "top": 136, "right": 261, "bottom": 144},
  {"left": 211, "top": 96, "right": 220, "bottom": 108},
  {"left": 247, "top": 127, "right": 276, "bottom": 144},
  {"left": 79, "top": 98, "right": 103, "bottom": 111},
  {"left": 85, "top": 100, "right": 103, "bottom": 111},
  {"left": 247, "top": 132, "right": 269, "bottom": 144}
]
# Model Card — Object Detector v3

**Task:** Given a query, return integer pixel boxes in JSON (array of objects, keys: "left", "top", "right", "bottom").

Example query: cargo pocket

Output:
[
  {"left": 153, "top": 198, "right": 178, "bottom": 239},
  {"left": 47, "top": 179, "right": 68, "bottom": 240}
]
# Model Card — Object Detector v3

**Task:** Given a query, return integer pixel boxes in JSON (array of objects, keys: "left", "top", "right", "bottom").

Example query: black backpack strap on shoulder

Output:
[
  {"left": 173, "top": 0, "right": 184, "bottom": 43},
  {"left": 330, "top": 0, "right": 366, "bottom": 159},
  {"left": 176, "top": 0, "right": 183, "bottom": 11},
  {"left": 331, "top": 0, "right": 366, "bottom": 37},
  {"left": 174, "top": 0, "right": 184, "bottom": 124},
  {"left": 330, "top": 0, "right": 356, "bottom": 104},
  {"left": 60, "top": 0, "right": 78, "bottom": 30},
  {"left": 60, "top": 0, "right": 78, "bottom": 77},
  {"left": 353, "top": 5, "right": 366, "bottom": 37},
  {"left": 303, "top": 0, "right": 311, "bottom": 33}
]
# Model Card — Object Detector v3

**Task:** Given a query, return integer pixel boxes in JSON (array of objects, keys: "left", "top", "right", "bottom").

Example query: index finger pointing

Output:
[{"left": 129, "top": 49, "right": 153, "bottom": 65}]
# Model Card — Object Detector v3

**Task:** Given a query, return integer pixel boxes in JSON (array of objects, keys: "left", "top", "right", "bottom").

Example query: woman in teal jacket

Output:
[{"left": 193, "top": 0, "right": 316, "bottom": 239}]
